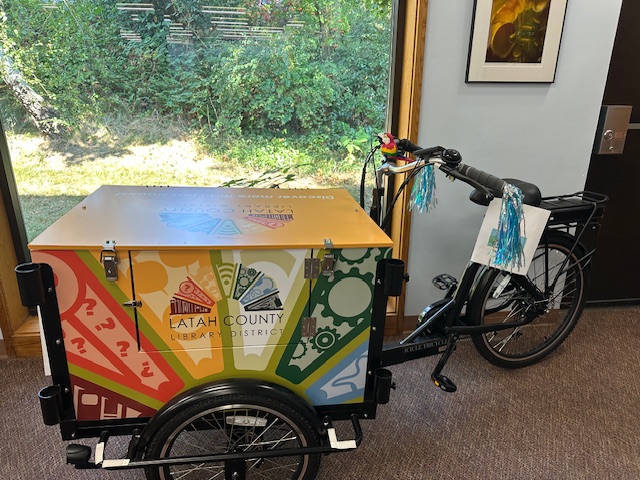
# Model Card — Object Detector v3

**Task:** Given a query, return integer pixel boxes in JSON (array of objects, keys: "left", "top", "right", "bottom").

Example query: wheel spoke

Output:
[
  {"left": 473, "top": 237, "right": 586, "bottom": 367},
  {"left": 150, "top": 399, "right": 319, "bottom": 480},
  {"left": 249, "top": 459, "right": 301, "bottom": 475},
  {"left": 494, "top": 327, "right": 521, "bottom": 351},
  {"left": 169, "top": 463, "right": 223, "bottom": 480}
]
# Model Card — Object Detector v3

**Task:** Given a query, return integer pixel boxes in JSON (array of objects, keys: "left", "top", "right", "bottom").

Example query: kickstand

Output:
[{"left": 430, "top": 333, "right": 459, "bottom": 393}]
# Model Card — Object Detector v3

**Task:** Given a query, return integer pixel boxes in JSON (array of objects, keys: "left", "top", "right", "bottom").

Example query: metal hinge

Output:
[
  {"left": 304, "top": 258, "right": 320, "bottom": 279},
  {"left": 100, "top": 240, "right": 118, "bottom": 282},
  {"left": 301, "top": 317, "right": 317, "bottom": 338}
]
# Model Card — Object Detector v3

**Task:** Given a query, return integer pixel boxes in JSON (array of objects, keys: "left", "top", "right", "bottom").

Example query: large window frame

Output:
[
  {"left": 0, "top": 0, "right": 429, "bottom": 350},
  {"left": 0, "top": 120, "right": 30, "bottom": 355},
  {"left": 385, "top": 0, "right": 428, "bottom": 334}
]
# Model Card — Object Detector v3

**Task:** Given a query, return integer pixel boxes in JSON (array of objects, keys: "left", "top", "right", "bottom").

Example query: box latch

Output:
[
  {"left": 305, "top": 255, "right": 336, "bottom": 278},
  {"left": 321, "top": 253, "right": 335, "bottom": 276},
  {"left": 100, "top": 240, "right": 118, "bottom": 282},
  {"left": 321, "top": 238, "right": 336, "bottom": 276},
  {"left": 304, "top": 239, "right": 336, "bottom": 279}
]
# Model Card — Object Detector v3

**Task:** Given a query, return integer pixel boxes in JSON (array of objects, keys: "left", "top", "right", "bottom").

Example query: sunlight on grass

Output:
[
  {"left": 20, "top": 195, "right": 86, "bottom": 241},
  {"left": 8, "top": 126, "right": 366, "bottom": 241}
]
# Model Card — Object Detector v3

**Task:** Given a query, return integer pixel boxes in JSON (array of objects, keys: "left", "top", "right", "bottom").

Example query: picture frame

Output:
[{"left": 466, "top": 0, "right": 569, "bottom": 83}]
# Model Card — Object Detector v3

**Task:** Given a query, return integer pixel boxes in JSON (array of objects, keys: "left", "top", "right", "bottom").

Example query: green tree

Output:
[{"left": 1, "top": 0, "right": 391, "bottom": 143}]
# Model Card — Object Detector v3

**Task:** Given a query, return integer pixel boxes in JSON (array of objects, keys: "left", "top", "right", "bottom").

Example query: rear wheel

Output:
[
  {"left": 144, "top": 392, "right": 322, "bottom": 480},
  {"left": 469, "top": 233, "right": 588, "bottom": 368}
]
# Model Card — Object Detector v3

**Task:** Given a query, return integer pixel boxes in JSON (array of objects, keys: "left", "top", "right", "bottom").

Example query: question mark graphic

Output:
[
  {"left": 82, "top": 298, "right": 97, "bottom": 316},
  {"left": 116, "top": 341, "right": 130, "bottom": 357},
  {"left": 95, "top": 317, "right": 116, "bottom": 332},
  {"left": 141, "top": 361, "right": 154, "bottom": 378},
  {"left": 71, "top": 338, "right": 87, "bottom": 354}
]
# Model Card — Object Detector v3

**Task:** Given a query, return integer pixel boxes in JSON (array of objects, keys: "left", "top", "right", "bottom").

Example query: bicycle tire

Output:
[
  {"left": 468, "top": 233, "right": 588, "bottom": 368},
  {"left": 143, "top": 392, "right": 322, "bottom": 480}
]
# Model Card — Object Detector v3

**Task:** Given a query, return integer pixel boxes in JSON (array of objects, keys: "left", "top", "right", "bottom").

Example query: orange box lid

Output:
[{"left": 29, "top": 186, "right": 393, "bottom": 251}]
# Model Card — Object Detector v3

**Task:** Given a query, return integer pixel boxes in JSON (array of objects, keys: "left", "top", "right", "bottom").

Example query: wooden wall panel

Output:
[
  {"left": 0, "top": 189, "right": 29, "bottom": 356},
  {"left": 386, "top": 0, "right": 428, "bottom": 334}
]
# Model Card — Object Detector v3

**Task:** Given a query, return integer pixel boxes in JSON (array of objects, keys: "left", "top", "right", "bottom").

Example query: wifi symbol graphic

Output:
[{"left": 216, "top": 263, "right": 237, "bottom": 297}]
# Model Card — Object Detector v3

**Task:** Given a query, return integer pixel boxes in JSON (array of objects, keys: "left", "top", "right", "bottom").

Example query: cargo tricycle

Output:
[{"left": 16, "top": 135, "right": 607, "bottom": 479}]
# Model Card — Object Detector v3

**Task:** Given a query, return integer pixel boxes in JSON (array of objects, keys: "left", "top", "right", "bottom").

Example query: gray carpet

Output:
[{"left": 1, "top": 307, "right": 639, "bottom": 479}]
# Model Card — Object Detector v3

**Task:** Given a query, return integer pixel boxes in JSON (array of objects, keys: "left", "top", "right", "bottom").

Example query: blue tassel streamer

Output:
[
  {"left": 408, "top": 163, "right": 437, "bottom": 213},
  {"left": 493, "top": 183, "right": 526, "bottom": 270}
]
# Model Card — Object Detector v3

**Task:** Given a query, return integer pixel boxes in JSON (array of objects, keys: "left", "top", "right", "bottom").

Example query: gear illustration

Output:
[
  {"left": 339, "top": 248, "right": 372, "bottom": 265},
  {"left": 374, "top": 247, "right": 393, "bottom": 262},
  {"left": 311, "top": 326, "right": 339, "bottom": 352},
  {"left": 291, "top": 340, "right": 308, "bottom": 360},
  {"left": 315, "top": 268, "right": 374, "bottom": 328}
]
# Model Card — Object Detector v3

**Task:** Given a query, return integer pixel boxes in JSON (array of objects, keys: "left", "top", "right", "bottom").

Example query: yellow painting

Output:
[{"left": 486, "top": 0, "right": 551, "bottom": 63}]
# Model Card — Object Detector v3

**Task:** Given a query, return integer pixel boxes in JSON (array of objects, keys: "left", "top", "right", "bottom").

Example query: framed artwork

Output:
[{"left": 466, "top": 0, "right": 569, "bottom": 83}]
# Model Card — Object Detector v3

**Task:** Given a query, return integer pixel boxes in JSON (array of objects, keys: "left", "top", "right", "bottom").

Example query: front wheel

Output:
[
  {"left": 468, "top": 233, "right": 588, "bottom": 368},
  {"left": 144, "top": 392, "right": 322, "bottom": 480}
]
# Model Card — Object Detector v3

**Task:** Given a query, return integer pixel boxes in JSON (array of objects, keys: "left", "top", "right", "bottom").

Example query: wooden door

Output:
[{"left": 585, "top": 0, "right": 640, "bottom": 303}]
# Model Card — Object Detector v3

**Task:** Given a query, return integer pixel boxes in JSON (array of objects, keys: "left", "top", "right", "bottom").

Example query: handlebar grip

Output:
[
  {"left": 458, "top": 164, "right": 506, "bottom": 195},
  {"left": 396, "top": 138, "right": 421, "bottom": 153}
]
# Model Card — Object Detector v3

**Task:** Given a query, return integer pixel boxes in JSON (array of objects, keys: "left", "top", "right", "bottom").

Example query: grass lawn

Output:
[{"left": 8, "top": 126, "right": 366, "bottom": 241}]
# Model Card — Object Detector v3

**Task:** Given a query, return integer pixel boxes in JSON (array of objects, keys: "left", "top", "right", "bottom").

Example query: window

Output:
[
  {"left": 0, "top": 0, "right": 394, "bottom": 241},
  {"left": 2, "top": 0, "right": 425, "bottom": 333}
]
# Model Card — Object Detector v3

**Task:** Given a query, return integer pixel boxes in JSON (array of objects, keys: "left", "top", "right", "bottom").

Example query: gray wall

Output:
[{"left": 405, "top": 0, "right": 623, "bottom": 315}]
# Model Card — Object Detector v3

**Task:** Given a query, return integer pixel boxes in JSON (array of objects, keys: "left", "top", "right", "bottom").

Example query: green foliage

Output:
[
  {"left": 0, "top": 84, "right": 35, "bottom": 133},
  {"left": 1, "top": 0, "right": 391, "bottom": 153},
  {"left": 2, "top": 0, "right": 129, "bottom": 121}
]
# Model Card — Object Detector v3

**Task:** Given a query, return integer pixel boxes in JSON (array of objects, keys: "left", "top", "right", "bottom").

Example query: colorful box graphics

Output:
[{"left": 30, "top": 187, "right": 392, "bottom": 422}]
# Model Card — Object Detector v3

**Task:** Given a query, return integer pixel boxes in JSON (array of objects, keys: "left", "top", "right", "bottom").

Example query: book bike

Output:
[{"left": 16, "top": 133, "right": 606, "bottom": 479}]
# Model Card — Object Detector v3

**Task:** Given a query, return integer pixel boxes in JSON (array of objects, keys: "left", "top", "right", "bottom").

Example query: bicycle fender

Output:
[
  {"left": 134, "top": 379, "right": 326, "bottom": 457},
  {"left": 540, "top": 231, "right": 590, "bottom": 269}
]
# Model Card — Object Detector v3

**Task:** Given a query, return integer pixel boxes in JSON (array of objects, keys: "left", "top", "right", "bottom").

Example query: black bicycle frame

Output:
[{"left": 379, "top": 259, "right": 548, "bottom": 368}]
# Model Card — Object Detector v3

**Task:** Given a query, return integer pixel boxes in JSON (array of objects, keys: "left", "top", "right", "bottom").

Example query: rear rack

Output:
[
  {"left": 539, "top": 191, "right": 608, "bottom": 269},
  {"left": 540, "top": 191, "right": 607, "bottom": 227}
]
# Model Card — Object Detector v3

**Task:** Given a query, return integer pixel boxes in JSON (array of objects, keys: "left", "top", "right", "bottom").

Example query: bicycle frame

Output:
[
  {"left": 379, "top": 260, "right": 549, "bottom": 367},
  {"left": 369, "top": 146, "right": 606, "bottom": 390}
]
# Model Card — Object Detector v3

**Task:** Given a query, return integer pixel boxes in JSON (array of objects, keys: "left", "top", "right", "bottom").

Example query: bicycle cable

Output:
[
  {"left": 380, "top": 159, "right": 429, "bottom": 230},
  {"left": 359, "top": 144, "right": 381, "bottom": 208}
]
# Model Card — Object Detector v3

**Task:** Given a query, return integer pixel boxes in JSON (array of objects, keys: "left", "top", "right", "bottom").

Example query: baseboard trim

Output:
[
  {"left": 12, "top": 316, "right": 42, "bottom": 357},
  {"left": 586, "top": 299, "right": 640, "bottom": 308}
]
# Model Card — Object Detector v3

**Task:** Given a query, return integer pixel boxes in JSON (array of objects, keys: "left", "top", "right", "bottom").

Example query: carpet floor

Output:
[{"left": 1, "top": 306, "right": 638, "bottom": 479}]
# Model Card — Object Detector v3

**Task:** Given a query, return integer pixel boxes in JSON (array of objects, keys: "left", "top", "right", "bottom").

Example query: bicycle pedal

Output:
[
  {"left": 431, "top": 374, "right": 457, "bottom": 393},
  {"left": 432, "top": 274, "right": 458, "bottom": 291}
]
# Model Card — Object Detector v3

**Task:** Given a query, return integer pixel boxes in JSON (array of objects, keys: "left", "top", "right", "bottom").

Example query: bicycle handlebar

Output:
[
  {"left": 396, "top": 138, "right": 421, "bottom": 153},
  {"left": 379, "top": 138, "right": 507, "bottom": 198},
  {"left": 457, "top": 164, "right": 506, "bottom": 195}
]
